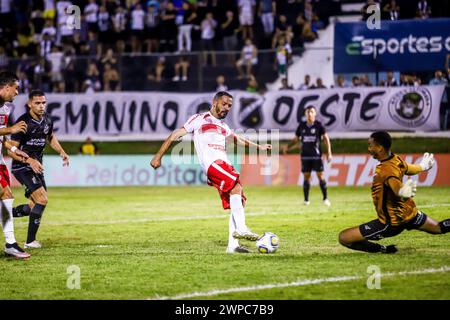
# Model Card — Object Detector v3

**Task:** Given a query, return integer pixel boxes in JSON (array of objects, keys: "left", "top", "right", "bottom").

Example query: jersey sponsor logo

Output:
[
  {"left": 26, "top": 138, "right": 46, "bottom": 146},
  {"left": 303, "top": 136, "right": 317, "bottom": 142},
  {"left": 208, "top": 144, "right": 226, "bottom": 151},
  {"left": 199, "top": 124, "right": 227, "bottom": 136},
  {"left": 0, "top": 115, "right": 8, "bottom": 126},
  {"left": 387, "top": 87, "right": 433, "bottom": 127}
]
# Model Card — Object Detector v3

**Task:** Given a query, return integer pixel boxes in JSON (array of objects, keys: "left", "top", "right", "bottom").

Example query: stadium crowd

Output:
[{"left": 0, "top": 0, "right": 449, "bottom": 94}]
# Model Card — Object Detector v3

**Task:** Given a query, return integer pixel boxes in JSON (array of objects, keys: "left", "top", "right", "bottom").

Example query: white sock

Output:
[
  {"left": 1, "top": 199, "right": 16, "bottom": 245},
  {"left": 230, "top": 194, "right": 248, "bottom": 233},
  {"left": 228, "top": 214, "right": 239, "bottom": 249}
]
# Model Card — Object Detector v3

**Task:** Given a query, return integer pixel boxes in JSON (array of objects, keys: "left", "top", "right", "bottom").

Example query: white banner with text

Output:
[{"left": 11, "top": 86, "right": 445, "bottom": 140}]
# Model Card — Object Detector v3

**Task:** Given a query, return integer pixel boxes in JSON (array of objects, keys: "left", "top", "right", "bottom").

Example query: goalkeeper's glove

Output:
[
  {"left": 419, "top": 152, "right": 435, "bottom": 171},
  {"left": 398, "top": 178, "right": 417, "bottom": 198}
]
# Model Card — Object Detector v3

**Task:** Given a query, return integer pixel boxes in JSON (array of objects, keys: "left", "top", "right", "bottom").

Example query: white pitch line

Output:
[
  {"left": 420, "top": 203, "right": 450, "bottom": 208},
  {"left": 13, "top": 203, "right": 450, "bottom": 226},
  {"left": 150, "top": 266, "right": 450, "bottom": 300},
  {"left": 14, "top": 212, "right": 267, "bottom": 226}
]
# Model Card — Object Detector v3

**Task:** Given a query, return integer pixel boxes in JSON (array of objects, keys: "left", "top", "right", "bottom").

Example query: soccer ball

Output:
[{"left": 256, "top": 232, "right": 279, "bottom": 253}]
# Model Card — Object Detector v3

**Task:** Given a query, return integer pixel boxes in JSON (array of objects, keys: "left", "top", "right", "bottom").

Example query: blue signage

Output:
[{"left": 334, "top": 18, "right": 450, "bottom": 73}]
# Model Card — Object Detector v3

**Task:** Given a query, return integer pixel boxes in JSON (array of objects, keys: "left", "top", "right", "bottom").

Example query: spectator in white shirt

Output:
[
  {"left": 384, "top": 71, "right": 398, "bottom": 87},
  {"left": 259, "top": 0, "right": 276, "bottom": 35},
  {"left": 97, "top": 6, "right": 111, "bottom": 47},
  {"left": 84, "top": 0, "right": 99, "bottom": 32},
  {"left": 177, "top": 1, "right": 196, "bottom": 52},
  {"left": 298, "top": 74, "right": 311, "bottom": 90},
  {"left": 216, "top": 75, "right": 228, "bottom": 92},
  {"left": 131, "top": 3, "right": 145, "bottom": 53},
  {"left": 40, "top": 32, "right": 54, "bottom": 58},
  {"left": 416, "top": 0, "right": 431, "bottom": 19},
  {"left": 58, "top": 5, "right": 75, "bottom": 45},
  {"left": 334, "top": 75, "right": 347, "bottom": 88},
  {"left": 113, "top": 6, "right": 127, "bottom": 54},
  {"left": 41, "top": 18, "right": 57, "bottom": 41},
  {"left": 201, "top": 12, "right": 217, "bottom": 66},
  {"left": 145, "top": 5, "right": 160, "bottom": 53},
  {"left": 236, "top": 38, "right": 258, "bottom": 79},
  {"left": 47, "top": 45, "right": 64, "bottom": 88},
  {"left": 238, "top": 0, "right": 256, "bottom": 40}
]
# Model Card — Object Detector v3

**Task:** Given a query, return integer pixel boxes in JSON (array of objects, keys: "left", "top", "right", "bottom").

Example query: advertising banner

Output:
[
  {"left": 6, "top": 155, "right": 241, "bottom": 187},
  {"left": 11, "top": 86, "right": 445, "bottom": 141},
  {"left": 6, "top": 154, "right": 450, "bottom": 187},
  {"left": 240, "top": 154, "right": 450, "bottom": 186},
  {"left": 334, "top": 18, "right": 450, "bottom": 73}
]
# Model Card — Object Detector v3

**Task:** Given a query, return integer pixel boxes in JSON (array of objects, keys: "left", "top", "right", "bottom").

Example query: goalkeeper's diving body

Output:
[{"left": 339, "top": 131, "right": 450, "bottom": 254}]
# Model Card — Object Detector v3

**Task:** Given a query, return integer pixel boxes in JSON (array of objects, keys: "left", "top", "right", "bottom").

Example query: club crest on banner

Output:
[
  {"left": 388, "top": 87, "right": 433, "bottom": 127},
  {"left": 237, "top": 94, "right": 264, "bottom": 128}
]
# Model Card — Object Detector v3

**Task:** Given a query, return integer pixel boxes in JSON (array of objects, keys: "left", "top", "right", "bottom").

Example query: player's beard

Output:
[
  {"left": 215, "top": 105, "right": 227, "bottom": 119},
  {"left": 219, "top": 111, "right": 228, "bottom": 119},
  {"left": 5, "top": 93, "right": 14, "bottom": 102}
]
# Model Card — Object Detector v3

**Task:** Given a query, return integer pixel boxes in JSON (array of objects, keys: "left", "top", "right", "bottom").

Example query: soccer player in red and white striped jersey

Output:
[
  {"left": 0, "top": 71, "right": 31, "bottom": 259},
  {"left": 151, "top": 91, "right": 272, "bottom": 253}
]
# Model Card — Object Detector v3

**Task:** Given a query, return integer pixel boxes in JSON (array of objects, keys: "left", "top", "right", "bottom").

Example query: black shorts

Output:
[
  {"left": 12, "top": 168, "right": 47, "bottom": 199},
  {"left": 301, "top": 158, "right": 324, "bottom": 173},
  {"left": 359, "top": 211, "right": 428, "bottom": 241}
]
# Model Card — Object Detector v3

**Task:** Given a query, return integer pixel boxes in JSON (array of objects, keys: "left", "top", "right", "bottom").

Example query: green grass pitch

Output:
[{"left": 0, "top": 186, "right": 449, "bottom": 300}]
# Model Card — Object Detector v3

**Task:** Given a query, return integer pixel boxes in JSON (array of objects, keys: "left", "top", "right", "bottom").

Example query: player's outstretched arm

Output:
[
  {"left": 281, "top": 136, "right": 299, "bottom": 154},
  {"left": 48, "top": 133, "right": 70, "bottom": 166},
  {"left": 406, "top": 152, "right": 435, "bottom": 175},
  {"left": 151, "top": 127, "right": 188, "bottom": 169},
  {"left": 233, "top": 134, "right": 272, "bottom": 151}
]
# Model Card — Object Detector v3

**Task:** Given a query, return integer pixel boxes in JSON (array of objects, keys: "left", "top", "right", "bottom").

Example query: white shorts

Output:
[
  {"left": 239, "top": 12, "right": 254, "bottom": 26},
  {"left": 237, "top": 58, "right": 258, "bottom": 66}
]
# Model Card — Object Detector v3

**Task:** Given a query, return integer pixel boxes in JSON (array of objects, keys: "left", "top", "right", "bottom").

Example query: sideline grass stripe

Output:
[{"left": 150, "top": 266, "right": 450, "bottom": 300}]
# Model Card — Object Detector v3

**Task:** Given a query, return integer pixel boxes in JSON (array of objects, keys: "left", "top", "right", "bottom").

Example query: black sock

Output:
[
  {"left": 439, "top": 219, "right": 450, "bottom": 234},
  {"left": 27, "top": 204, "right": 46, "bottom": 243},
  {"left": 346, "top": 240, "right": 383, "bottom": 253},
  {"left": 303, "top": 180, "right": 310, "bottom": 201},
  {"left": 13, "top": 204, "right": 31, "bottom": 217},
  {"left": 319, "top": 179, "right": 328, "bottom": 200}
]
